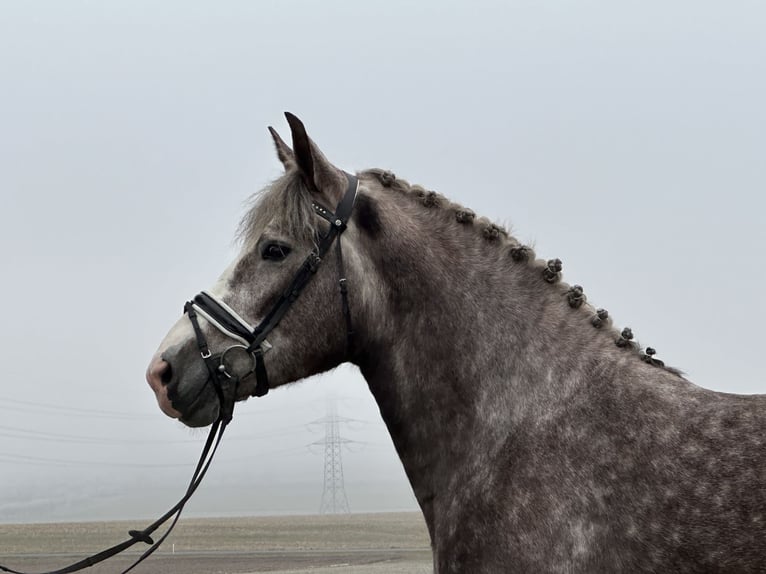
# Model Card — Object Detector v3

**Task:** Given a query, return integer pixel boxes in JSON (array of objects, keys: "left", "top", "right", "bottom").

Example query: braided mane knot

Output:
[
  {"left": 641, "top": 346, "right": 665, "bottom": 367},
  {"left": 510, "top": 245, "right": 532, "bottom": 262},
  {"left": 566, "top": 285, "right": 586, "bottom": 308},
  {"left": 542, "top": 258, "right": 563, "bottom": 283},
  {"left": 483, "top": 223, "right": 503, "bottom": 241},
  {"left": 616, "top": 327, "right": 635, "bottom": 348},
  {"left": 591, "top": 308, "right": 609, "bottom": 328},
  {"left": 455, "top": 209, "right": 475, "bottom": 224},
  {"left": 422, "top": 190, "right": 440, "bottom": 208},
  {"left": 378, "top": 170, "right": 396, "bottom": 187}
]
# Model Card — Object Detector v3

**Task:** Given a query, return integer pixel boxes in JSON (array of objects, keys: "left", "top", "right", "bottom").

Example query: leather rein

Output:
[{"left": 0, "top": 173, "right": 359, "bottom": 574}]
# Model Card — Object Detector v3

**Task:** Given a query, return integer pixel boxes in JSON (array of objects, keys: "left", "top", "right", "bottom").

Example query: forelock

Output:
[{"left": 236, "top": 171, "right": 320, "bottom": 246}]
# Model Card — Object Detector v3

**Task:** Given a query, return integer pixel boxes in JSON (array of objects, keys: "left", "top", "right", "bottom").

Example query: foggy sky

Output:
[{"left": 1, "top": 0, "right": 765, "bottom": 524}]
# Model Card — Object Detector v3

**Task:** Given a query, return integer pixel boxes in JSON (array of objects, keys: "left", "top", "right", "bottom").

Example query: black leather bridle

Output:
[
  {"left": 0, "top": 172, "right": 359, "bottom": 574},
  {"left": 184, "top": 171, "right": 359, "bottom": 424}
]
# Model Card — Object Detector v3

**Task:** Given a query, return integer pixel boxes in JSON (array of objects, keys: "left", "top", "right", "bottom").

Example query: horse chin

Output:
[
  {"left": 179, "top": 402, "right": 219, "bottom": 428},
  {"left": 168, "top": 379, "right": 220, "bottom": 428}
]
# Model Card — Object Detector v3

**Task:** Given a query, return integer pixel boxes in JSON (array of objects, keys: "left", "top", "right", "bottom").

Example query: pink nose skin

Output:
[{"left": 146, "top": 355, "right": 182, "bottom": 419}]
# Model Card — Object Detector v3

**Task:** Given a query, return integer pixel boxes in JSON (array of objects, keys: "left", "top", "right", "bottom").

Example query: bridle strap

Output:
[
  {"left": 247, "top": 172, "right": 359, "bottom": 352},
  {"left": 192, "top": 291, "right": 254, "bottom": 346},
  {"left": 335, "top": 236, "right": 354, "bottom": 353},
  {"left": 253, "top": 348, "right": 269, "bottom": 397},
  {"left": 185, "top": 300, "right": 239, "bottom": 424},
  {"left": 186, "top": 301, "right": 213, "bottom": 358}
]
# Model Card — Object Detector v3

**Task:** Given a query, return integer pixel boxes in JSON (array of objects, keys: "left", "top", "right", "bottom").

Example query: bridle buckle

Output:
[{"left": 307, "top": 252, "right": 322, "bottom": 273}]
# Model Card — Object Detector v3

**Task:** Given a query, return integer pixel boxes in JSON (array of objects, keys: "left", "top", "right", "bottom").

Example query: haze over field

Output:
[
  {"left": 1, "top": 513, "right": 433, "bottom": 573},
  {"left": 1, "top": 1, "right": 765, "bottom": 524}
]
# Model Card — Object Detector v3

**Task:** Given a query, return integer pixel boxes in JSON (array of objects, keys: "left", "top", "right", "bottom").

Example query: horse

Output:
[{"left": 147, "top": 113, "right": 766, "bottom": 573}]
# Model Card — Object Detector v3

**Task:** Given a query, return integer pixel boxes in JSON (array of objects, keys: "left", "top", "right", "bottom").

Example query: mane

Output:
[
  {"left": 359, "top": 168, "right": 685, "bottom": 378},
  {"left": 237, "top": 166, "right": 682, "bottom": 377},
  {"left": 236, "top": 170, "right": 320, "bottom": 247}
]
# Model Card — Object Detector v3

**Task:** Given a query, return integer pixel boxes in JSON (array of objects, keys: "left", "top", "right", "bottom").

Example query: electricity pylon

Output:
[{"left": 311, "top": 399, "right": 353, "bottom": 514}]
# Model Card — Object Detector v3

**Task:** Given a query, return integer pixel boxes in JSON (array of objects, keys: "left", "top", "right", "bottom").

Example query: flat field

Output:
[{"left": 0, "top": 512, "right": 432, "bottom": 573}]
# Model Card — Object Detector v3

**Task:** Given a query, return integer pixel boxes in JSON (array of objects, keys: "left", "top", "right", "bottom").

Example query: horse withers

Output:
[{"left": 147, "top": 113, "right": 766, "bottom": 573}]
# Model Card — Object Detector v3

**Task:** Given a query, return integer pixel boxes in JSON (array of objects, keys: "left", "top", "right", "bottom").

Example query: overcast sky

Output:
[{"left": 1, "top": 1, "right": 764, "bottom": 524}]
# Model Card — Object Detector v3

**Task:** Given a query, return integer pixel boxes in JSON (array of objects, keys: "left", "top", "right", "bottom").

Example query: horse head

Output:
[{"left": 146, "top": 113, "right": 365, "bottom": 427}]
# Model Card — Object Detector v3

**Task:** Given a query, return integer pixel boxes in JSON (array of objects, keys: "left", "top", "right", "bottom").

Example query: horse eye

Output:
[{"left": 262, "top": 243, "right": 291, "bottom": 261}]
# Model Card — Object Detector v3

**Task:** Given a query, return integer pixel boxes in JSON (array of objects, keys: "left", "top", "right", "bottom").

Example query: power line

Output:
[
  {"left": 0, "top": 452, "right": 192, "bottom": 469},
  {"left": 0, "top": 398, "right": 156, "bottom": 420},
  {"left": 0, "top": 396, "right": 329, "bottom": 420},
  {"left": 0, "top": 444, "right": 309, "bottom": 469},
  {"left": 0, "top": 423, "right": 312, "bottom": 446}
]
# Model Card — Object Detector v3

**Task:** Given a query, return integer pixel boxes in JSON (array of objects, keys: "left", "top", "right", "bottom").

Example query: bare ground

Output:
[{"left": 0, "top": 512, "right": 432, "bottom": 574}]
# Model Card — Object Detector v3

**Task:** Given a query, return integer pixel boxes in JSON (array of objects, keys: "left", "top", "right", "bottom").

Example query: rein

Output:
[
  {"left": 0, "top": 420, "right": 227, "bottom": 574},
  {"left": 0, "top": 173, "right": 358, "bottom": 574}
]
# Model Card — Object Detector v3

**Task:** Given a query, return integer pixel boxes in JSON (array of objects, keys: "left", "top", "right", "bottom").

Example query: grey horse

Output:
[{"left": 147, "top": 114, "right": 766, "bottom": 573}]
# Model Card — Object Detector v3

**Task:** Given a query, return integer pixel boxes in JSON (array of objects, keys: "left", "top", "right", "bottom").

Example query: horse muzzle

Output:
[
  {"left": 146, "top": 354, "right": 182, "bottom": 419},
  {"left": 146, "top": 348, "right": 221, "bottom": 427}
]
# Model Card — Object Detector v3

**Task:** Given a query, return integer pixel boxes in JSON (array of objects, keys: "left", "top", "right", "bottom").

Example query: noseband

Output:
[
  {"left": 184, "top": 172, "right": 359, "bottom": 423},
  {"left": 0, "top": 173, "right": 359, "bottom": 574}
]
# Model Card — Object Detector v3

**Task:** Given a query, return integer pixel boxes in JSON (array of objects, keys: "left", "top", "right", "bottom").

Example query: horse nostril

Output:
[{"left": 160, "top": 362, "right": 173, "bottom": 385}]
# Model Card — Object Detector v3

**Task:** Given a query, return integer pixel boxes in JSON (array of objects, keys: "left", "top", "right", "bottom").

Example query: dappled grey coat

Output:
[{"left": 149, "top": 114, "right": 766, "bottom": 573}]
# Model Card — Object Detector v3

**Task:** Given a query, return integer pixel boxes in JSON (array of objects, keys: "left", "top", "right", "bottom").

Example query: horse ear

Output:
[
  {"left": 268, "top": 126, "right": 295, "bottom": 170},
  {"left": 284, "top": 112, "right": 346, "bottom": 204}
]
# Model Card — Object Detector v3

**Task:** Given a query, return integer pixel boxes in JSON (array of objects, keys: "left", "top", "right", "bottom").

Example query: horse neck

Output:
[{"left": 351, "top": 183, "right": 648, "bottom": 519}]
